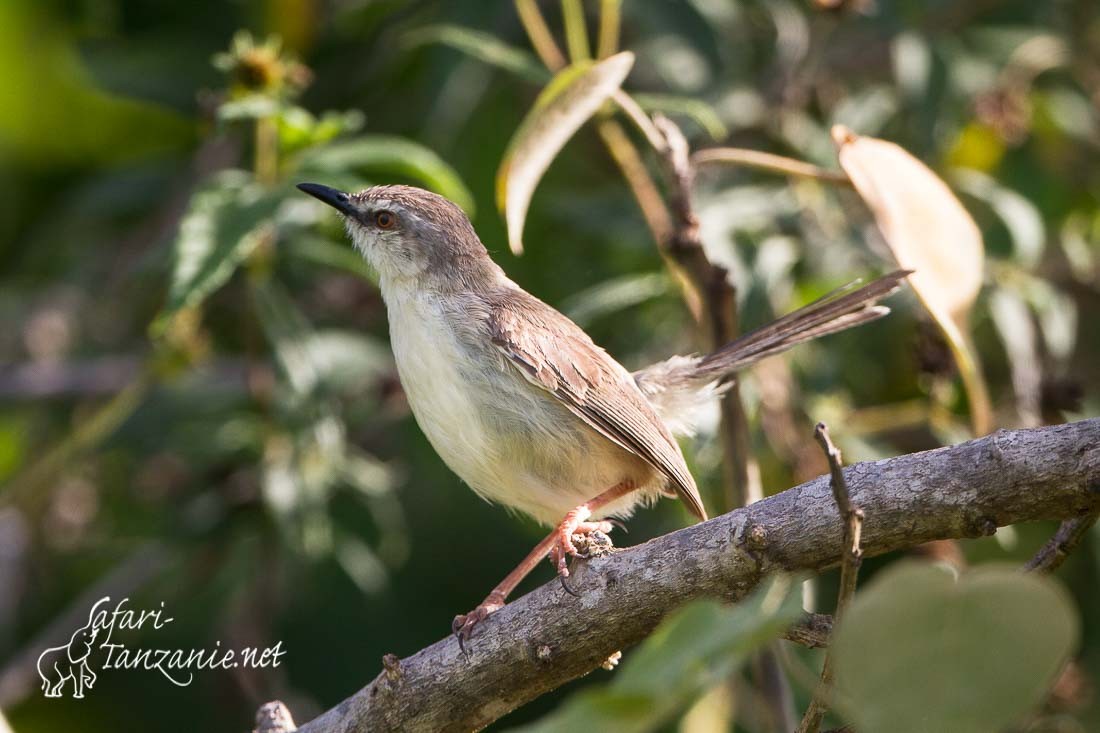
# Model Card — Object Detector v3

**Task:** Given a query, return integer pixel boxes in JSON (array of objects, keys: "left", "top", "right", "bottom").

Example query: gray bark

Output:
[{"left": 289, "top": 419, "right": 1100, "bottom": 733}]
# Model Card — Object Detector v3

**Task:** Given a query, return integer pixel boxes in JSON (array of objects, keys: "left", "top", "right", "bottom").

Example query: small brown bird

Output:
[{"left": 297, "top": 182, "right": 907, "bottom": 643}]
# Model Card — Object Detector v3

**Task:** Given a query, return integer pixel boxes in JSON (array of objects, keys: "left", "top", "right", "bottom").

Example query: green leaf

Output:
[
  {"left": 953, "top": 168, "right": 1045, "bottom": 268},
  {"left": 562, "top": 272, "right": 671, "bottom": 326},
  {"left": 216, "top": 94, "right": 279, "bottom": 122},
  {"left": 282, "top": 233, "right": 376, "bottom": 281},
  {"left": 832, "top": 562, "right": 1079, "bottom": 733},
  {"left": 296, "top": 135, "right": 475, "bottom": 215},
  {"left": 154, "top": 171, "right": 282, "bottom": 334},
  {"left": 511, "top": 574, "right": 802, "bottom": 733},
  {"left": 405, "top": 25, "right": 549, "bottom": 84},
  {"left": 497, "top": 52, "right": 635, "bottom": 254},
  {"left": 632, "top": 93, "right": 728, "bottom": 140},
  {"left": 276, "top": 106, "right": 365, "bottom": 153}
]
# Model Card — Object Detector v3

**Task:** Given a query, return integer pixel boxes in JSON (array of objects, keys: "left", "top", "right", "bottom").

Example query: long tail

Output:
[{"left": 634, "top": 270, "right": 910, "bottom": 434}]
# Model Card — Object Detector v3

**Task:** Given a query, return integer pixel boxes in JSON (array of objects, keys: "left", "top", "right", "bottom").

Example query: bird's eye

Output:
[{"left": 374, "top": 211, "right": 396, "bottom": 229}]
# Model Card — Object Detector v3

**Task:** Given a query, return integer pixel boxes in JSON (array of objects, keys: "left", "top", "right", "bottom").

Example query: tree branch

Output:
[
  {"left": 797, "top": 423, "right": 864, "bottom": 733},
  {"left": 1024, "top": 507, "right": 1100, "bottom": 573},
  {"left": 278, "top": 419, "right": 1100, "bottom": 733}
]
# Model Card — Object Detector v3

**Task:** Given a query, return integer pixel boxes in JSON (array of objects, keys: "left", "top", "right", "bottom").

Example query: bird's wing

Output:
[{"left": 487, "top": 289, "right": 707, "bottom": 521}]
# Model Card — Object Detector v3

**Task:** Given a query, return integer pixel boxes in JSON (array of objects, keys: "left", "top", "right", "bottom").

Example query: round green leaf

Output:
[{"left": 833, "top": 562, "right": 1079, "bottom": 733}]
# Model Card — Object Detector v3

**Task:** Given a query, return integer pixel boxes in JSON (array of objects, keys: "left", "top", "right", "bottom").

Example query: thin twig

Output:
[
  {"left": 797, "top": 423, "right": 865, "bottom": 733},
  {"left": 784, "top": 613, "right": 834, "bottom": 649},
  {"left": 692, "top": 147, "right": 853, "bottom": 185},
  {"left": 1024, "top": 508, "right": 1100, "bottom": 573}
]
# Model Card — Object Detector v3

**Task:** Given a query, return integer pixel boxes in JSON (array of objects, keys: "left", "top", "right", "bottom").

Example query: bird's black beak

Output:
[{"left": 297, "top": 182, "right": 357, "bottom": 217}]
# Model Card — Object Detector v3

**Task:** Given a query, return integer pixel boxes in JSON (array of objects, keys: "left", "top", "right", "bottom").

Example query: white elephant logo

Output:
[{"left": 37, "top": 597, "right": 109, "bottom": 699}]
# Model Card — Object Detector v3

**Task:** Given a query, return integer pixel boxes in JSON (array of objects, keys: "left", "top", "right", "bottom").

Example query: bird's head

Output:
[{"left": 297, "top": 183, "right": 497, "bottom": 291}]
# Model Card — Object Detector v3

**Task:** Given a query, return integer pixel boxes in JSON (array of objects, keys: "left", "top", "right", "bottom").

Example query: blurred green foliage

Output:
[{"left": 0, "top": 1, "right": 1097, "bottom": 732}]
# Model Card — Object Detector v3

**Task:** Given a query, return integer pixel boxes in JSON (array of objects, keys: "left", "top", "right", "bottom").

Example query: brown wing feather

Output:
[{"left": 487, "top": 289, "right": 707, "bottom": 521}]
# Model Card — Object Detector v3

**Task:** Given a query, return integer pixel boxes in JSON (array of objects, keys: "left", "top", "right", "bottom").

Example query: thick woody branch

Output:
[{"left": 271, "top": 419, "right": 1100, "bottom": 733}]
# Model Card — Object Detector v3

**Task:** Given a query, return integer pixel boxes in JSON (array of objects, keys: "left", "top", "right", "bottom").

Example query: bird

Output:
[{"left": 296, "top": 181, "right": 908, "bottom": 643}]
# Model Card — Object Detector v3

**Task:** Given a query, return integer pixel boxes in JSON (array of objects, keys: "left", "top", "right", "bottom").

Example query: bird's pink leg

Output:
[{"left": 452, "top": 480, "right": 637, "bottom": 647}]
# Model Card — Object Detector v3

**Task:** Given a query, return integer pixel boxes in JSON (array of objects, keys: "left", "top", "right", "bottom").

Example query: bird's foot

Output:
[
  {"left": 548, "top": 507, "right": 623, "bottom": 578},
  {"left": 452, "top": 590, "right": 506, "bottom": 654}
]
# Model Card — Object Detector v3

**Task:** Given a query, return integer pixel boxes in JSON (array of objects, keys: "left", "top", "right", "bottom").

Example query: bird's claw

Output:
[{"left": 452, "top": 596, "right": 504, "bottom": 655}]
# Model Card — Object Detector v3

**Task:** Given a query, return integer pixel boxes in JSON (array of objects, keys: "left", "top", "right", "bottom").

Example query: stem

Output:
[
  {"left": 596, "top": 0, "right": 622, "bottom": 59},
  {"left": 254, "top": 116, "right": 279, "bottom": 186},
  {"left": 595, "top": 119, "right": 674, "bottom": 249},
  {"left": 692, "top": 148, "right": 852, "bottom": 185},
  {"left": 3, "top": 371, "right": 155, "bottom": 512},
  {"left": 561, "top": 0, "right": 591, "bottom": 62},
  {"left": 515, "top": 0, "right": 567, "bottom": 71},
  {"left": 612, "top": 90, "right": 669, "bottom": 154},
  {"left": 947, "top": 325, "right": 994, "bottom": 436}
]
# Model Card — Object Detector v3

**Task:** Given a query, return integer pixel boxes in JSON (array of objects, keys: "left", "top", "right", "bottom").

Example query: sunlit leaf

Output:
[
  {"left": 154, "top": 171, "right": 282, "bottom": 334},
  {"left": 833, "top": 125, "right": 992, "bottom": 435},
  {"left": 989, "top": 286, "right": 1041, "bottom": 426},
  {"left": 335, "top": 532, "right": 389, "bottom": 595},
  {"left": 339, "top": 451, "right": 397, "bottom": 497},
  {"left": 251, "top": 278, "right": 318, "bottom": 397},
  {"left": 406, "top": 25, "right": 550, "bottom": 84},
  {"left": 511, "top": 575, "right": 801, "bottom": 733},
  {"left": 833, "top": 563, "right": 1078, "bottom": 733},
  {"left": 563, "top": 272, "right": 671, "bottom": 326},
  {"left": 497, "top": 51, "right": 635, "bottom": 254},
  {"left": 1059, "top": 210, "right": 1098, "bottom": 283},
  {"left": 252, "top": 282, "right": 389, "bottom": 398},
  {"left": 296, "top": 135, "right": 475, "bottom": 214},
  {"left": 830, "top": 86, "right": 898, "bottom": 137},
  {"left": 632, "top": 93, "right": 728, "bottom": 140},
  {"left": 293, "top": 330, "right": 393, "bottom": 395},
  {"left": 282, "top": 233, "right": 376, "bottom": 281},
  {"left": 892, "top": 31, "right": 932, "bottom": 100},
  {"left": 277, "top": 106, "right": 365, "bottom": 152},
  {"left": 216, "top": 94, "right": 279, "bottom": 122},
  {"left": 953, "top": 169, "right": 1045, "bottom": 267}
]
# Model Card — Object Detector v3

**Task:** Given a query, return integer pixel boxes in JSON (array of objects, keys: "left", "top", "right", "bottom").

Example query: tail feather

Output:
[
  {"left": 634, "top": 270, "right": 910, "bottom": 433},
  {"left": 696, "top": 269, "right": 909, "bottom": 378}
]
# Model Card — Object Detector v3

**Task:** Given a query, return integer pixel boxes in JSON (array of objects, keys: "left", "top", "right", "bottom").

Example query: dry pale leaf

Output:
[
  {"left": 833, "top": 125, "right": 992, "bottom": 434},
  {"left": 497, "top": 51, "right": 635, "bottom": 254}
]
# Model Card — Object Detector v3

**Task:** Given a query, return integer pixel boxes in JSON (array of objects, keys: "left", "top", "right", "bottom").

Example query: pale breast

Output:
[{"left": 384, "top": 289, "right": 657, "bottom": 525}]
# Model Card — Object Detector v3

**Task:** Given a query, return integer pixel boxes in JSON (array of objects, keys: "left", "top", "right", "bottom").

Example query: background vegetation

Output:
[{"left": 1, "top": 0, "right": 1097, "bottom": 731}]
